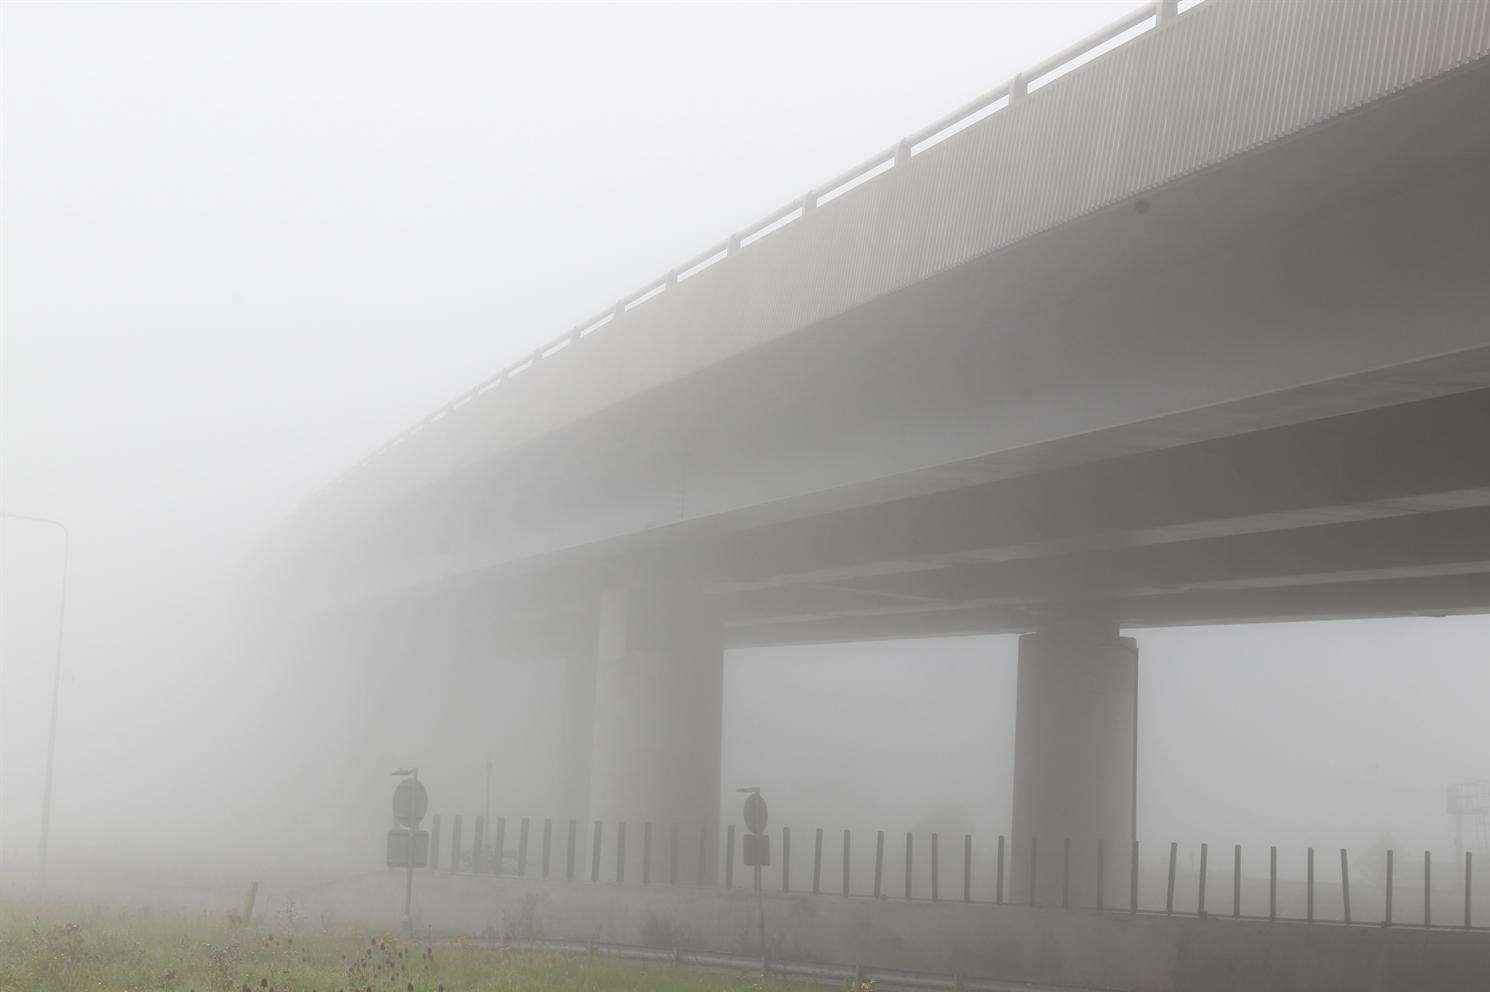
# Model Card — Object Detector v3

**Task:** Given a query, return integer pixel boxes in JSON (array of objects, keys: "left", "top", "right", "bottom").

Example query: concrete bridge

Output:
[{"left": 255, "top": 0, "right": 1490, "bottom": 960}]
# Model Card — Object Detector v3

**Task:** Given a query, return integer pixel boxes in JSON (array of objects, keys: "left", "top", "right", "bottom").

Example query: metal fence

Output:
[{"left": 421, "top": 810, "right": 1489, "bottom": 934}]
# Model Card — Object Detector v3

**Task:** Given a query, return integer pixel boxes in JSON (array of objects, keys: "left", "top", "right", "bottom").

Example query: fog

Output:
[{"left": 3, "top": 0, "right": 1488, "bottom": 915}]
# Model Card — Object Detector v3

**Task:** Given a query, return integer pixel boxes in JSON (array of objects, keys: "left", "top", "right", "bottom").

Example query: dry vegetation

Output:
[{"left": 0, "top": 900, "right": 819, "bottom": 992}]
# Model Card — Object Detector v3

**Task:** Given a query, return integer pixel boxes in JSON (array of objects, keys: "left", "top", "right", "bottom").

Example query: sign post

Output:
[
  {"left": 390, "top": 768, "right": 428, "bottom": 936},
  {"left": 738, "top": 787, "right": 769, "bottom": 976}
]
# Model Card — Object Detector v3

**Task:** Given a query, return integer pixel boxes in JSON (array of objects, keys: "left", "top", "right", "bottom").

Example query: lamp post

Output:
[{"left": 2, "top": 513, "right": 70, "bottom": 895}]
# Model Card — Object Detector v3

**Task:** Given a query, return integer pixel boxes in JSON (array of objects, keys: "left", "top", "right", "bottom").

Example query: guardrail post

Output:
[
  {"left": 1465, "top": 852, "right": 1473, "bottom": 930},
  {"left": 963, "top": 835, "right": 972, "bottom": 903},
  {"left": 566, "top": 819, "right": 577, "bottom": 881},
  {"left": 813, "top": 828, "right": 823, "bottom": 895},
  {"left": 782, "top": 826, "right": 791, "bottom": 893},
  {"left": 874, "top": 831, "right": 885, "bottom": 898},
  {"left": 931, "top": 833, "right": 940, "bottom": 902},
  {"left": 843, "top": 829, "right": 851, "bottom": 896},
  {"left": 1341, "top": 848, "right": 1351, "bottom": 924},
  {"left": 518, "top": 817, "right": 529, "bottom": 877},
  {"left": 1233, "top": 845, "right": 1241, "bottom": 919},
  {"left": 669, "top": 823, "right": 679, "bottom": 886},
  {"left": 450, "top": 815, "right": 463, "bottom": 874},
  {"left": 1198, "top": 843, "right": 1208, "bottom": 918},
  {"left": 1384, "top": 849, "right": 1393, "bottom": 925},
  {"left": 542, "top": 819, "right": 552, "bottom": 879},
  {"left": 905, "top": 832, "right": 914, "bottom": 900},
  {"left": 1306, "top": 847, "right": 1315, "bottom": 923},
  {"left": 616, "top": 822, "right": 627, "bottom": 884},
  {"left": 1425, "top": 851, "right": 1432, "bottom": 927},
  {"left": 494, "top": 817, "right": 506, "bottom": 875},
  {"left": 1269, "top": 846, "right": 1277, "bottom": 922},
  {"left": 698, "top": 824, "right": 708, "bottom": 886},
  {"left": 1165, "top": 842, "right": 1177, "bottom": 916},
  {"left": 472, "top": 816, "right": 486, "bottom": 875},
  {"left": 590, "top": 821, "right": 602, "bottom": 883},
  {"left": 429, "top": 814, "right": 441, "bottom": 874}
]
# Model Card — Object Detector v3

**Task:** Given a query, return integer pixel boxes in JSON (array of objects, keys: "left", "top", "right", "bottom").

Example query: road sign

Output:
[
  {"left": 743, "top": 831, "right": 772, "bottom": 867},
  {"left": 387, "top": 828, "right": 430, "bottom": 868},
  {"left": 393, "top": 777, "right": 429, "bottom": 827},
  {"left": 743, "top": 792, "right": 768, "bottom": 835}
]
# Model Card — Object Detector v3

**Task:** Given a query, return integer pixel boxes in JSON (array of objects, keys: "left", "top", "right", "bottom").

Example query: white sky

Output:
[{"left": 3, "top": 1, "right": 1487, "bottom": 889}]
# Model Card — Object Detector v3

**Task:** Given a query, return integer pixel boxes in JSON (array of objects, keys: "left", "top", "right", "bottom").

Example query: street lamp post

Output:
[{"left": 2, "top": 513, "right": 70, "bottom": 895}]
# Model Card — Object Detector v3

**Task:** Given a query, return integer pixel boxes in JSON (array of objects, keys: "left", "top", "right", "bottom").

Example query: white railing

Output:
[{"left": 323, "top": 0, "right": 1193, "bottom": 494}]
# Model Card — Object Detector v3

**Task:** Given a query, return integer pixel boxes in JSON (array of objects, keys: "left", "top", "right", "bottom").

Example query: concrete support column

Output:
[
  {"left": 1010, "top": 621, "right": 1137, "bottom": 908},
  {"left": 587, "top": 580, "right": 723, "bottom": 880}
]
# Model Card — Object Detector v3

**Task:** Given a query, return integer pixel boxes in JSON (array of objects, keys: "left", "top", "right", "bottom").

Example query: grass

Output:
[{"left": 0, "top": 899, "right": 822, "bottom": 992}]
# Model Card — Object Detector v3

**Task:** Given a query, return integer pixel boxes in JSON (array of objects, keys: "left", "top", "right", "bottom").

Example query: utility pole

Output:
[{"left": 3, "top": 513, "right": 70, "bottom": 896}]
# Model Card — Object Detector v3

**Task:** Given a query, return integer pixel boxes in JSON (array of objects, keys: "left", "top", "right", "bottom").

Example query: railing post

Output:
[
  {"left": 494, "top": 817, "right": 506, "bottom": 875},
  {"left": 566, "top": 819, "right": 577, "bottom": 882},
  {"left": 542, "top": 819, "right": 552, "bottom": 879},
  {"left": 1096, "top": 839, "right": 1105, "bottom": 911},
  {"left": 1269, "top": 846, "right": 1277, "bottom": 922},
  {"left": 1165, "top": 842, "right": 1177, "bottom": 916},
  {"left": 669, "top": 823, "right": 679, "bottom": 886},
  {"left": 1341, "top": 848, "right": 1351, "bottom": 924},
  {"left": 1465, "top": 852, "right": 1473, "bottom": 930},
  {"left": 1384, "top": 849, "right": 1393, "bottom": 926},
  {"left": 472, "top": 816, "right": 486, "bottom": 875},
  {"left": 429, "top": 814, "right": 441, "bottom": 874},
  {"left": 963, "top": 835, "right": 972, "bottom": 903},
  {"left": 874, "top": 831, "right": 885, "bottom": 898},
  {"left": 931, "top": 833, "right": 940, "bottom": 902},
  {"left": 813, "top": 827, "right": 823, "bottom": 895},
  {"left": 782, "top": 826, "right": 791, "bottom": 893},
  {"left": 1130, "top": 840, "right": 1139, "bottom": 913},
  {"left": 697, "top": 823, "right": 707, "bottom": 887},
  {"left": 616, "top": 822, "right": 627, "bottom": 884},
  {"left": 905, "top": 832, "right": 914, "bottom": 900},
  {"left": 997, "top": 835, "right": 1006, "bottom": 905},
  {"left": 590, "top": 821, "right": 602, "bottom": 883},
  {"left": 1233, "top": 845, "right": 1241, "bottom": 919},
  {"left": 643, "top": 822, "right": 652, "bottom": 886},
  {"left": 1029, "top": 836, "right": 1039, "bottom": 907},
  {"left": 725, "top": 825, "right": 735, "bottom": 889},
  {"left": 449, "top": 814, "right": 463, "bottom": 874},
  {"left": 518, "top": 817, "right": 529, "bottom": 877},
  {"left": 842, "top": 829, "right": 851, "bottom": 896},
  {"left": 1198, "top": 843, "right": 1208, "bottom": 919},
  {"left": 1425, "top": 851, "right": 1432, "bottom": 928},
  {"left": 1307, "top": 847, "right": 1315, "bottom": 923}
]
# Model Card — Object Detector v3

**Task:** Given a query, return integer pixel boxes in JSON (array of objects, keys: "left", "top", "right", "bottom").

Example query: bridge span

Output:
[{"left": 254, "top": 0, "right": 1490, "bottom": 944}]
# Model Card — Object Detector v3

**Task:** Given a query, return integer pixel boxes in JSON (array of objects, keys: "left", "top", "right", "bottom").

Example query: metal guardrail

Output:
[{"left": 317, "top": 0, "right": 1195, "bottom": 496}]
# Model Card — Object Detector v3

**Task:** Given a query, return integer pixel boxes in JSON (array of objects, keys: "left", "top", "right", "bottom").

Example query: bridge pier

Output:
[
  {"left": 581, "top": 581, "right": 723, "bottom": 881},
  {"left": 1010, "top": 620, "right": 1137, "bottom": 907}
]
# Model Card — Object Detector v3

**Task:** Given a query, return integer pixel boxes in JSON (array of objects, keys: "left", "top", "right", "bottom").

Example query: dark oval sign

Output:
[
  {"left": 392, "top": 778, "right": 429, "bottom": 827},
  {"left": 742, "top": 792, "right": 768, "bottom": 835}
]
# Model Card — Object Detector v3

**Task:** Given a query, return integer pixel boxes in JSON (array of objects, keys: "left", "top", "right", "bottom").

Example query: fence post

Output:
[
  {"left": 905, "top": 832, "right": 914, "bottom": 900},
  {"left": 1233, "top": 845, "right": 1241, "bottom": 919},
  {"left": 1198, "top": 843, "right": 1208, "bottom": 919},
  {"left": 1306, "top": 847, "right": 1314, "bottom": 923},
  {"left": 964, "top": 835, "right": 972, "bottom": 903},
  {"left": 1130, "top": 840, "right": 1139, "bottom": 913},
  {"left": 1269, "top": 846, "right": 1277, "bottom": 922},
  {"left": 542, "top": 819, "right": 552, "bottom": 879},
  {"left": 1340, "top": 848, "right": 1351, "bottom": 924},
  {"left": 493, "top": 818, "right": 506, "bottom": 875},
  {"left": 518, "top": 818, "right": 529, "bottom": 877},
  {"left": 1465, "top": 852, "right": 1473, "bottom": 930},
  {"left": 472, "top": 816, "right": 486, "bottom": 875},
  {"left": 429, "top": 814, "right": 442, "bottom": 874},
  {"left": 698, "top": 823, "right": 707, "bottom": 887},
  {"left": 1030, "top": 836, "right": 1039, "bottom": 908},
  {"left": 1062, "top": 838, "right": 1071, "bottom": 909},
  {"left": 670, "top": 823, "right": 679, "bottom": 886},
  {"left": 643, "top": 822, "right": 652, "bottom": 886},
  {"left": 874, "top": 831, "right": 885, "bottom": 898},
  {"left": 590, "top": 821, "right": 601, "bottom": 883},
  {"left": 931, "top": 833, "right": 940, "bottom": 902},
  {"left": 1097, "top": 840, "right": 1105, "bottom": 911},
  {"left": 782, "top": 826, "right": 791, "bottom": 893},
  {"left": 1425, "top": 851, "right": 1432, "bottom": 928},
  {"left": 450, "top": 815, "right": 463, "bottom": 874},
  {"left": 997, "top": 835, "right": 1006, "bottom": 905},
  {"left": 725, "top": 825, "right": 735, "bottom": 889},
  {"left": 566, "top": 819, "right": 577, "bottom": 882},
  {"left": 813, "top": 828, "right": 823, "bottom": 895},
  {"left": 1384, "top": 849, "right": 1393, "bottom": 926},
  {"left": 843, "top": 829, "right": 851, "bottom": 896},
  {"left": 1165, "top": 842, "right": 1177, "bottom": 916},
  {"left": 616, "top": 822, "right": 627, "bottom": 884}
]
